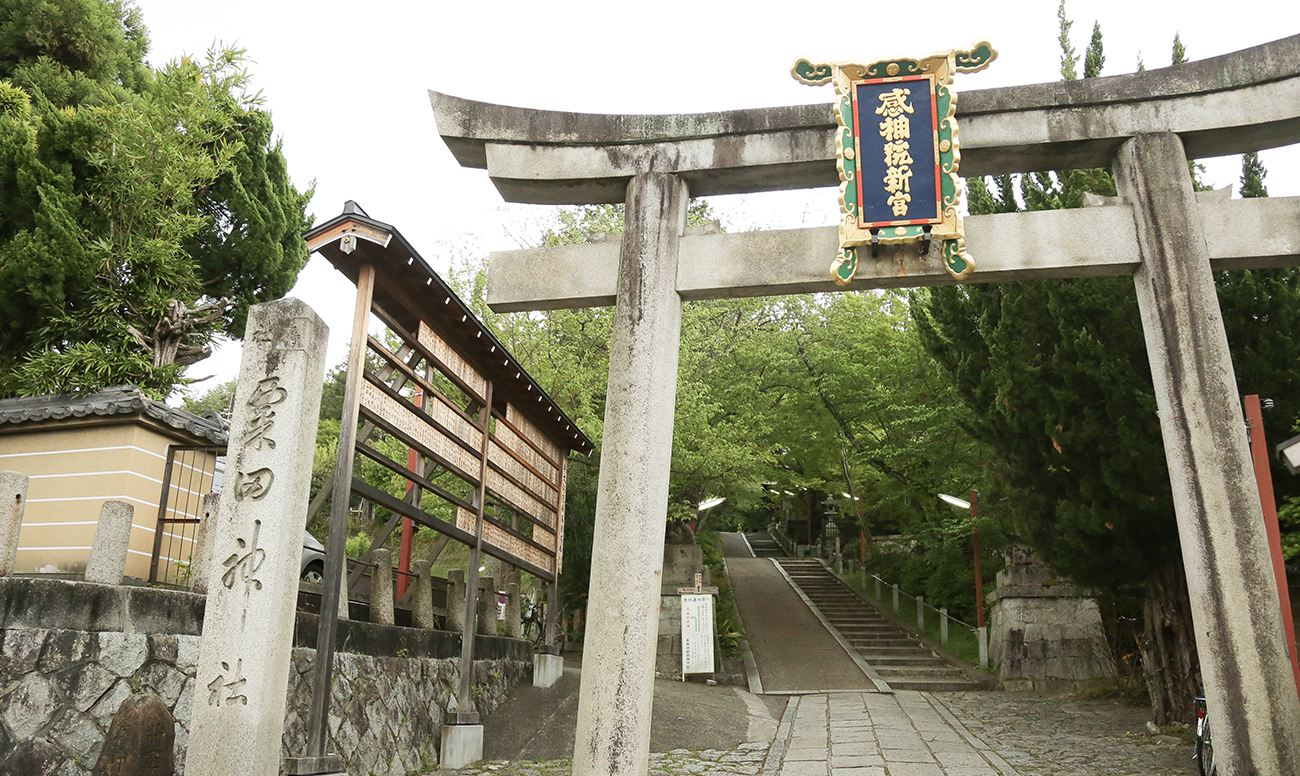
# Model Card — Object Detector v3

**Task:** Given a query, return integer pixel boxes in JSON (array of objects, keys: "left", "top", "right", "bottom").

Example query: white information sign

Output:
[{"left": 681, "top": 594, "right": 715, "bottom": 675}]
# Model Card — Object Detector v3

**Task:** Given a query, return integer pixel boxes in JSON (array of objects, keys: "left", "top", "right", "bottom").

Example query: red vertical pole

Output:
[
  {"left": 1245, "top": 394, "right": 1300, "bottom": 698},
  {"left": 971, "top": 490, "right": 985, "bottom": 629}
]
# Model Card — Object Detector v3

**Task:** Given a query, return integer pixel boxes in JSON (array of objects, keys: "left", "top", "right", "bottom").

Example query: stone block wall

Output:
[
  {"left": 0, "top": 578, "right": 532, "bottom": 776},
  {"left": 0, "top": 628, "right": 528, "bottom": 776}
]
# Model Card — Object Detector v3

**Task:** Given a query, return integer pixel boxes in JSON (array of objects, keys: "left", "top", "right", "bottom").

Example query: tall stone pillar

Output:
[
  {"left": 1115, "top": 132, "right": 1300, "bottom": 774},
  {"left": 573, "top": 172, "right": 687, "bottom": 776},
  {"left": 186, "top": 298, "right": 328, "bottom": 776},
  {"left": 0, "top": 472, "right": 28, "bottom": 576}
]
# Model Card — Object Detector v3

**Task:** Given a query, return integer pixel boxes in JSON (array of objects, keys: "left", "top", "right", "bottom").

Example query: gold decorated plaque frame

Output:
[{"left": 792, "top": 41, "right": 997, "bottom": 284}]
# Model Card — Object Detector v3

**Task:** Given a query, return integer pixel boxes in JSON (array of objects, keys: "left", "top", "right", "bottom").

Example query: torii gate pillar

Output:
[
  {"left": 1116, "top": 132, "right": 1300, "bottom": 774},
  {"left": 574, "top": 172, "right": 689, "bottom": 776}
]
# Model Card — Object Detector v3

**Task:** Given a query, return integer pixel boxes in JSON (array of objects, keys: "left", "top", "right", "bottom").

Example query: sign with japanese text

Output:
[
  {"left": 792, "top": 42, "right": 997, "bottom": 284},
  {"left": 681, "top": 594, "right": 715, "bottom": 675}
]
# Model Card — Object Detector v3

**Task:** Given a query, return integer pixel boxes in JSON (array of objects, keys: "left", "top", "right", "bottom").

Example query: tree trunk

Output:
[{"left": 1140, "top": 557, "right": 1200, "bottom": 726}]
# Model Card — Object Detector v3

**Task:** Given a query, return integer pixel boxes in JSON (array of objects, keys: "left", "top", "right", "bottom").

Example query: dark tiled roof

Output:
[{"left": 0, "top": 386, "right": 229, "bottom": 445}]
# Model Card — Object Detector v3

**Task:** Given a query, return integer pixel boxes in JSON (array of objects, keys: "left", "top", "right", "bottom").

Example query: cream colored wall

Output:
[{"left": 0, "top": 422, "right": 219, "bottom": 581}]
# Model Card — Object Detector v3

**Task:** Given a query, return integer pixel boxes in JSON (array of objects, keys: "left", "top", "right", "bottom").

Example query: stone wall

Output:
[{"left": 0, "top": 579, "right": 532, "bottom": 776}]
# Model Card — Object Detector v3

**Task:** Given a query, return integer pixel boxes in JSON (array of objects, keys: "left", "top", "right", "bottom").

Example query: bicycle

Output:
[
  {"left": 1194, "top": 695, "right": 1216, "bottom": 776},
  {"left": 521, "top": 597, "right": 545, "bottom": 647},
  {"left": 520, "top": 596, "right": 566, "bottom": 653}
]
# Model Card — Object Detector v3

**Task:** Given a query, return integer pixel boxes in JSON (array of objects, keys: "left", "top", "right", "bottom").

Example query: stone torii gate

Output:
[{"left": 430, "top": 34, "right": 1300, "bottom": 776}]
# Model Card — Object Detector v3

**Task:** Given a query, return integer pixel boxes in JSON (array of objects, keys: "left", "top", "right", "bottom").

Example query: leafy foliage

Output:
[{"left": 0, "top": 1, "right": 310, "bottom": 398}]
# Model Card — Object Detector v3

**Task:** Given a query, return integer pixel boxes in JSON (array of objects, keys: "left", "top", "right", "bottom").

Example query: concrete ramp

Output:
[{"left": 726, "top": 555, "right": 879, "bottom": 693}]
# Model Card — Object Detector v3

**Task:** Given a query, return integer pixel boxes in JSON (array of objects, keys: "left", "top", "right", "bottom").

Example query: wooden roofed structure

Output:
[{"left": 299, "top": 202, "right": 591, "bottom": 754}]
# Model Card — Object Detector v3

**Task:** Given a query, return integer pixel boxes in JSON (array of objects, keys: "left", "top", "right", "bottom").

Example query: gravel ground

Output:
[{"left": 933, "top": 691, "right": 1198, "bottom": 776}]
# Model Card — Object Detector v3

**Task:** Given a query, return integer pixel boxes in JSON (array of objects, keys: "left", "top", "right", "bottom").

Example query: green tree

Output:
[
  {"left": 0, "top": 1, "right": 310, "bottom": 398},
  {"left": 914, "top": 23, "right": 1300, "bottom": 725},
  {"left": 1240, "top": 152, "right": 1268, "bottom": 198}
]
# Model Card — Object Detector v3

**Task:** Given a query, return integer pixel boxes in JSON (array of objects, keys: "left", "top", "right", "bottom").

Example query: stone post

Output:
[
  {"left": 477, "top": 577, "right": 496, "bottom": 636},
  {"left": 447, "top": 568, "right": 466, "bottom": 632},
  {"left": 916, "top": 596, "right": 924, "bottom": 630},
  {"left": 874, "top": 577, "right": 881, "bottom": 602},
  {"left": 84, "top": 501, "right": 133, "bottom": 585},
  {"left": 189, "top": 493, "right": 219, "bottom": 595},
  {"left": 891, "top": 584, "right": 899, "bottom": 613},
  {"left": 186, "top": 298, "right": 327, "bottom": 776},
  {"left": 573, "top": 172, "right": 687, "bottom": 776},
  {"left": 0, "top": 471, "right": 29, "bottom": 576},
  {"left": 940, "top": 608, "right": 949, "bottom": 645},
  {"left": 504, "top": 582, "right": 522, "bottom": 639},
  {"left": 1115, "top": 132, "right": 1300, "bottom": 774},
  {"left": 370, "top": 549, "right": 394, "bottom": 626},
  {"left": 411, "top": 559, "right": 435, "bottom": 629}
]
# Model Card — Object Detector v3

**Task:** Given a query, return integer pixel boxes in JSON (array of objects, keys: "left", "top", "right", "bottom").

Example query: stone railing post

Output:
[
  {"left": 940, "top": 608, "right": 949, "bottom": 645},
  {"left": 917, "top": 596, "right": 925, "bottom": 630},
  {"left": 189, "top": 493, "right": 219, "bottom": 594},
  {"left": 186, "top": 298, "right": 327, "bottom": 776},
  {"left": 504, "top": 582, "right": 522, "bottom": 639},
  {"left": 477, "top": 577, "right": 496, "bottom": 636},
  {"left": 0, "top": 471, "right": 29, "bottom": 576},
  {"left": 84, "top": 501, "right": 133, "bottom": 585},
  {"left": 447, "top": 569, "right": 466, "bottom": 632},
  {"left": 411, "top": 559, "right": 435, "bottom": 629},
  {"left": 891, "top": 584, "right": 899, "bottom": 613},
  {"left": 370, "top": 549, "right": 394, "bottom": 626}
]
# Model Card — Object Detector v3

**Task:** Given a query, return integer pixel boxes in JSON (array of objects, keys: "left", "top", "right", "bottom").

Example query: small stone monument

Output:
[
  {"left": 91, "top": 692, "right": 175, "bottom": 776},
  {"left": 0, "top": 471, "right": 29, "bottom": 576},
  {"left": 185, "top": 298, "right": 327, "bottom": 776},
  {"left": 987, "top": 547, "right": 1116, "bottom": 690}
]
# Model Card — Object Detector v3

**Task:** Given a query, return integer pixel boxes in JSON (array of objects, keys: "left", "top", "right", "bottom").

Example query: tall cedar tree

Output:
[
  {"left": 0, "top": 0, "right": 310, "bottom": 397},
  {"left": 913, "top": 18, "right": 1300, "bottom": 725}
]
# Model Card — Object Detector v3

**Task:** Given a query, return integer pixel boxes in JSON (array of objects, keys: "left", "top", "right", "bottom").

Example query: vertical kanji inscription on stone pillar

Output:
[{"left": 186, "top": 298, "right": 327, "bottom": 776}]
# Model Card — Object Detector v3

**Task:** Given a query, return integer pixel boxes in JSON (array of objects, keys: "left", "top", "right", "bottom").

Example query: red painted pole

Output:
[
  {"left": 971, "top": 490, "right": 984, "bottom": 629},
  {"left": 1245, "top": 394, "right": 1300, "bottom": 699}
]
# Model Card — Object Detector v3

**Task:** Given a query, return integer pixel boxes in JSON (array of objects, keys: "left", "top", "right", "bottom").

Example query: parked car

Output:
[{"left": 301, "top": 532, "right": 325, "bottom": 583}]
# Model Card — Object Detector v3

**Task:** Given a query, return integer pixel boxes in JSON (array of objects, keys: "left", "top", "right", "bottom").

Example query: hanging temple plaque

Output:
[{"left": 792, "top": 41, "right": 996, "bottom": 284}]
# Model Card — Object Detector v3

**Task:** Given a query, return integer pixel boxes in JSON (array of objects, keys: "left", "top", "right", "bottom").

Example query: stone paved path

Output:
[{"left": 440, "top": 688, "right": 1197, "bottom": 776}]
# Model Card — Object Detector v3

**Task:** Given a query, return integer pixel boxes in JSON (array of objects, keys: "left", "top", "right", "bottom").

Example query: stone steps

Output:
[{"left": 775, "top": 558, "right": 985, "bottom": 692}]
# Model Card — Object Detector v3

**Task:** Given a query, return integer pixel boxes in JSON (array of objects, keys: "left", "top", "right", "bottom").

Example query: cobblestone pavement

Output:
[
  {"left": 440, "top": 741, "right": 769, "bottom": 776},
  {"left": 933, "top": 691, "right": 1196, "bottom": 776},
  {"left": 438, "top": 690, "right": 1198, "bottom": 776}
]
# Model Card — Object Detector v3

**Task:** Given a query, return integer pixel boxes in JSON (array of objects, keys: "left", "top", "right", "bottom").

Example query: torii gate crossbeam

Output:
[{"left": 431, "top": 34, "right": 1300, "bottom": 776}]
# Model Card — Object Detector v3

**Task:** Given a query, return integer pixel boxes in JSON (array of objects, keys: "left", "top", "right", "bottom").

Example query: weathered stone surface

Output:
[
  {"left": 187, "top": 298, "right": 328, "bottom": 776},
  {"left": 448, "top": 569, "right": 466, "bottom": 633},
  {"left": 412, "top": 560, "right": 435, "bottom": 629},
  {"left": 187, "top": 495, "right": 219, "bottom": 596},
  {"left": 430, "top": 35, "right": 1300, "bottom": 203},
  {"left": 1116, "top": 131, "right": 1300, "bottom": 773},
  {"left": 97, "top": 633, "right": 148, "bottom": 679},
  {"left": 477, "top": 577, "right": 496, "bottom": 636},
  {"left": 91, "top": 692, "right": 174, "bottom": 776},
  {"left": 1, "top": 626, "right": 529, "bottom": 776},
  {"left": 574, "top": 172, "right": 687, "bottom": 776},
  {"left": 370, "top": 549, "right": 394, "bottom": 626},
  {"left": 5, "top": 671, "right": 55, "bottom": 738},
  {"left": 0, "top": 471, "right": 29, "bottom": 577},
  {"left": 486, "top": 196, "right": 1300, "bottom": 312},
  {"left": 83, "top": 502, "right": 133, "bottom": 586}
]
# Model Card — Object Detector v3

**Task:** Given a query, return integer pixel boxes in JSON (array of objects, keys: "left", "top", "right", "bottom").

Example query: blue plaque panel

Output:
[{"left": 852, "top": 75, "right": 940, "bottom": 228}]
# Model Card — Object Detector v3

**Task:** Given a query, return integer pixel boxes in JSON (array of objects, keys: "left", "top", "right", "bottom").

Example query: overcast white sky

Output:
[{"left": 130, "top": 0, "right": 1300, "bottom": 399}]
